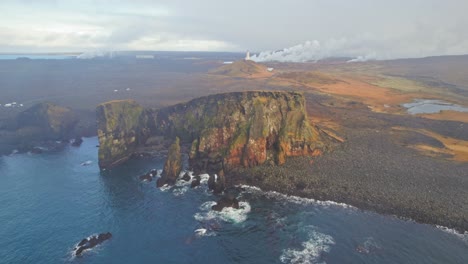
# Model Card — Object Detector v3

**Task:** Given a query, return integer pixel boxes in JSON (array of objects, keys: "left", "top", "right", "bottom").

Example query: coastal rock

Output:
[
  {"left": 139, "top": 169, "right": 158, "bottom": 182},
  {"left": 212, "top": 195, "right": 240, "bottom": 211},
  {"left": 191, "top": 175, "right": 201, "bottom": 188},
  {"left": 182, "top": 172, "right": 191, "bottom": 181},
  {"left": 97, "top": 91, "right": 329, "bottom": 172},
  {"left": 73, "top": 232, "right": 112, "bottom": 257},
  {"left": 139, "top": 174, "right": 152, "bottom": 182},
  {"left": 208, "top": 173, "right": 225, "bottom": 194},
  {"left": 30, "top": 147, "right": 43, "bottom": 154},
  {"left": 71, "top": 137, "right": 83, "bottom": 147},
  {"left": 157, "top": 137, "right": 182, "bottom": 186}
]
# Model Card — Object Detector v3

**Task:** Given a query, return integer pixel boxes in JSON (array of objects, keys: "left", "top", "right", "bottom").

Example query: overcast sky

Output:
[{"left": 1, "top": 0, "right": 467, "bottom": 60}]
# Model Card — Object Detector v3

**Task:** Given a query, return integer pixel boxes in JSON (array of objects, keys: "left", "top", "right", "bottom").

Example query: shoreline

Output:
[
  {"left": 238, "top": 184, "right": 468, "bottom": 240},
  {"left": 227, "top": 129, "right": 468, "bottom": 233}
]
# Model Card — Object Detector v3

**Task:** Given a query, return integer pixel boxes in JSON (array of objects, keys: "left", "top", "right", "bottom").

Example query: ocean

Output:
[
  {"left": 0, "top": 137, "right": 467, "bottom": 263},
  {"left": 0, "top": 54, "right": 77, "bottom": 60}
]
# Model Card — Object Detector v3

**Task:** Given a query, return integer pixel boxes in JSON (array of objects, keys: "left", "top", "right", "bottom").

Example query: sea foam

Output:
[
  {"left": 436, "top": 225, "right": 468, "bottom": 244},
  {"left": 194, "top": 201, "right": 251, "bottom": 224},
  {"left": 280, "top": 227, "right": 335, "bottom": 264},
  {"left": 240, "top": 185, "right": 355, "bottom": 209}
]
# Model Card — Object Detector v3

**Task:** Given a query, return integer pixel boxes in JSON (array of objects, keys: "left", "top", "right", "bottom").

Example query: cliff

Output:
[
  {"left": 16, "top": 102, "right": 79, "bottom": 138},
  {"left": 97, "top": 91, "right": 329, "bottom": 172},
  {"left": 96, "top": 100, "right": 144, "bottom": 168}
]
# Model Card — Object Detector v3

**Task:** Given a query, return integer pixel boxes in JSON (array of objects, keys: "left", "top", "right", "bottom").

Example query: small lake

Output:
[{"left": 402, "top": 99, "right": 468, "bottom": 114}]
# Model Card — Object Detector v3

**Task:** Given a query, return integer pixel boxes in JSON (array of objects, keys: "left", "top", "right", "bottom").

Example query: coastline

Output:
[
  {"left": 228, "top": 127, "right": 468, "bottom": 233},
  {"left": 239, "top": 184, "right": 468, "bottom": 240}
]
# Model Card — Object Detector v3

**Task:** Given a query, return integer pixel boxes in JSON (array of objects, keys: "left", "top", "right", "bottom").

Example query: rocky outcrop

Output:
[
  {"left": 71, "top": 137, "right": 83, "bottom": 147},
  {"left": 212, "top": 196, "right": 240, "bottom": 211},
  {"left": 17, "top": 102, "right": 79, "bottom": 138},
  {"left": 97, "top": 91, "right": 329, "bottom": 173},
  {"left": 156, "top": 137, "right": 182, "bottom": 187},
  {"left": 208, "top": 174, "right": 225, "bottom": 194},
  {"left": 73, "top": 232, "right": 112, "bottom": 257}
]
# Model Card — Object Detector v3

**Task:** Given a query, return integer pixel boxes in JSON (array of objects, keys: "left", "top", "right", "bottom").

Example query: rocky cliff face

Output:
[
  {"left": 96, "top": 100, "right": 144, "bottom": 168},
  {"left": 97, "top": 91, "right": 329, "bottom": 172},
  {"left": 157, "top": 137, "right": 182, "bottom": 187}
]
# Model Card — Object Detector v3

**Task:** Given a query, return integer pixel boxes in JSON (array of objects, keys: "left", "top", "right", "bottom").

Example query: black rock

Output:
[
  {"left": 74, "top": 232, "right": 112, "bottom": 257},
  {"left": 212, "top": 196, "right": 240, "bottom": 211},
  {"left": 139, "top": 173, "right": 152, "bottom": 182},
  {"left": 182, "top": 172, "right": 191, "bottom": 181},
  {"left": 77, "top": 239, "right": 88, "bottom": 247},
  {"left": 156, "top": 178, "right": 166, "bottom": 188},
  {"left": 208, "top": 173, "right": 225, "bottom": 194},
  {"left": 190, "top": 175, "right": 201, "bottom": 188},
  {"left": 71, "top": 137, "right": 83, "bottom": 147},
  {"left": 30, "top": 147, "right": 43, "bottom": 154}
]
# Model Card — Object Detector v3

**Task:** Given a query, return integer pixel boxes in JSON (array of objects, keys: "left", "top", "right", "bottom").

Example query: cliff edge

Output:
[{"left": 97, "top": 91, "right": 329, "bottom": 172}]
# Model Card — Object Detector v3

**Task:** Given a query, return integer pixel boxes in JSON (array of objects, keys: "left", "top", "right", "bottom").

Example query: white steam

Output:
[{"left": 250, "top": 39, "right": 380, "bottom": 63}]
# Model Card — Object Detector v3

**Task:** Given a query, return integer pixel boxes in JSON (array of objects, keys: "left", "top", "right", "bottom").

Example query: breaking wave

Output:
[
  {"left": 436, "top": 226, "right": 468, "bottom": 245},
  {"left": 280, "top": 227, "right": 335, "bottom": 264},
  {"left": 194, "top": 201, "right": 251, "bottom": 224},
  {"left": 240, "top": 185, "right": 355, "bottom": 209}
]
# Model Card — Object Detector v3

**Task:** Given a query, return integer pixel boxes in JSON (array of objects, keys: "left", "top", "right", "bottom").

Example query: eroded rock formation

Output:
[
  {"left": 157, "top": 137, "right": 182, "bottom": 187},
  {"left": 97, "top": 91, "right": 329, "bottom": 174}
]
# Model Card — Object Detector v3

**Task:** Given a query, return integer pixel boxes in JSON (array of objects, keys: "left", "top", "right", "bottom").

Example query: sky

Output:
[{"left": 1, "top": 0, "right": 468, "bottom": 61}]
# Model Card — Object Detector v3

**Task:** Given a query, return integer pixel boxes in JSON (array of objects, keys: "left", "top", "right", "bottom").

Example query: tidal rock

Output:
[
  {"left": 182, "top": 172, "right": 191, "bottom": 181},
  {"left": 71, "top": 137, "right": 83, "bottom": 147},
  {"left": 212, "top": 195, "right": 240, "bottom": 211},
  {"left": 30, "top": 147, "right": 43, "bottom": 154},
  {"left": 191, "top": 175, "right": 201, "bottom": 188},
  {"left": 208, "top": 173, "right": 225, "bottom": 194},
  {"left": 139, "top": 173, "right": 152, "bottom": 182},
  {"left": 74, "top": 232, "right": 112, "bottom": 257},
  {"left": 140, "top": 169, "right": 158, "bottom": 182}
]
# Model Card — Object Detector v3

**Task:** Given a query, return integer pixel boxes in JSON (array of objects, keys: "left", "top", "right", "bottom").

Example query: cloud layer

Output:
[{"left": 1, "top": 0, "right": 468, "bottom": 60}]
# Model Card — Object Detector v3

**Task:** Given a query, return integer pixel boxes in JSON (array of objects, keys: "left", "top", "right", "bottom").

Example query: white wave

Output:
[
  {"left": 436, "top": 226, "right": 468, "bottom": 244},
  {"left": 280, "top": 228, "right": 335, "bottom": 264},
  {"left": 80, "top": 160, "right": 93, "bottom": 166},
  {"left": 199, "top": 174, "right": 210, "bottom": 184},
  {"left": 172, "top": 186, "right": 189, "bottom": 196},
  {"left": 175, "top": 171, "right": 193, "bottom": 187},
  {"left": 239, "top": 185, "right": 355, "bottom": 209},
  {"left": 194, "top": 201, "right": 251, "bottom": 224},
  {"left": 159, "top": 184, "right": 172, "bottom": 192},
  {"left": 194, "top": 228, "right": 216, "bottom": 237}
]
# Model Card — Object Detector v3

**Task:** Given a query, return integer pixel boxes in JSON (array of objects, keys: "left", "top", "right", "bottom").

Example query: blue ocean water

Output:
[
  {"left": 0, "top": 137, "right": 467, "bottom": 264},
  {"left": 0, "top": 54, "right": 76, "bottom": 60}
]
